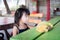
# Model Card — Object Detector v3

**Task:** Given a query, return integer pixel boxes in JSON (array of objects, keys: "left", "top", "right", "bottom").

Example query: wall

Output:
[{"left": 25, "top": 0, "right": 60, "bottom": 17}]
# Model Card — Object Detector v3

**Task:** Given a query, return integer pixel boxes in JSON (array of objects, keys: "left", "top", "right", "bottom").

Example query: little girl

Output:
[{"left": 13, "top": 7, "right": 33, "bottom": 36}]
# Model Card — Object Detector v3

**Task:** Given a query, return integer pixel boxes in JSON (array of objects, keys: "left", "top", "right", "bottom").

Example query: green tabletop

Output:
[
  {"left": 36, "top": 22, "right": 60, "bottom": 40},
  {"left": 48, "top": 17, "right": 60, "bottom": 25},
  {"left": 10, "top": 27, "right": 43, "bottom": 40},
  {"left": 10, "top": 16, "right": 60, "bottom": 40}
]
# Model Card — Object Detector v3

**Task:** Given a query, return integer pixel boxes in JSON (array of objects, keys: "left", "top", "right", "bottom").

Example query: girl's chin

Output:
[
  {"left": 24, "top": 22, "right": 27, "bottom": 24},
  {"left": 24, "top": 21, "right": 28, "bottom": 23}
]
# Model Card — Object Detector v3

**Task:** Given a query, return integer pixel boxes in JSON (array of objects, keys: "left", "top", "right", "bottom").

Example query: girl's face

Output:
[{"left": 20, "top": 12, "right": 29, "bottom": 23}]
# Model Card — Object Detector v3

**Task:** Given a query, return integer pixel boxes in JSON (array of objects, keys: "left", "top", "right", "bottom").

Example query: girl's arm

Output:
[
  {"left": 13, "top": 26, "right": 18, "bottom": 36},
  {"left": 28, "top": 25, "right": 34, "bottom": 29},
  {"left": 27, "top": 23, "right": 37, "bottom": 29}
]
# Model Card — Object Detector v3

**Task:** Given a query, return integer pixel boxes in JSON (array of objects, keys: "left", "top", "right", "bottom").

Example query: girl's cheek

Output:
[
  {"left": 24, "top": 17, "right": 29, "bottom": 22},
  {"left": 21, "top": 16, "right": 29, "bottom": 23}
]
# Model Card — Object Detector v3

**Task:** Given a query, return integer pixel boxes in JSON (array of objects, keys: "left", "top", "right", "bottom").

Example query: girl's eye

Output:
[
  {"left": 25, "top": 15, "right": 28, "bottom": 17},
  {"left": 26, "top": 15, "right": 27, "bottom": 17}
]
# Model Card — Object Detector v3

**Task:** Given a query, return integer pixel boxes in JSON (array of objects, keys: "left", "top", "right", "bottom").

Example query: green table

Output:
[
  {"left": 48, "top": 17, "right": 60, "bottom": 25},
  {"left": 36, "top": 22, "right": 60, "bottom": 40},
  {"left": 10, "top": 17, "right": 60, "bottom": 40},
  {"left": 10, "top": 27, "right": 42, "bottom": 40}
]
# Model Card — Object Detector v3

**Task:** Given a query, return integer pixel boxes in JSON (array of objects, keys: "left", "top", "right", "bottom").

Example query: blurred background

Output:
[{"left": 0, "top": 0, "right": 60, "bottom": 40}]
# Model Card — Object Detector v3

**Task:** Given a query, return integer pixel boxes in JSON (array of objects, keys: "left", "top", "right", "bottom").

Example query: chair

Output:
[
  {"left": 0, "top": 33, "right": 4, "bottom": 40},
  {"left": 0, "top": 23, "right": 14, "bottom": 40}
]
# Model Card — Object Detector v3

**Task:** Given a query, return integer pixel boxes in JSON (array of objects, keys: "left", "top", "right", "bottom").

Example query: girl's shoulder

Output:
[
  {"left": 13, "top": 26, "right": 17, "bottom": 30},
  {"left": 13, "top": 24, "right": 19, "bottom": 30}
]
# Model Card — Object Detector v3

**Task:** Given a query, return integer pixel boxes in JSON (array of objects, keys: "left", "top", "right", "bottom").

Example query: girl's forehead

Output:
[
  {"left": 23, "top": 12, "right": 29, "bottom": 15},
  {"left": 22, "top": 12, "right": 26, "bottom": 15},
  {"left": 22, "top": 11, "right": 26, "bottom": 14}
]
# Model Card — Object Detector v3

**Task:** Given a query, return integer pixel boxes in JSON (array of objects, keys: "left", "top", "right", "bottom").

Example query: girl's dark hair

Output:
[{"left": 14, "top": 8, "right": 30, "bottom": 26}]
